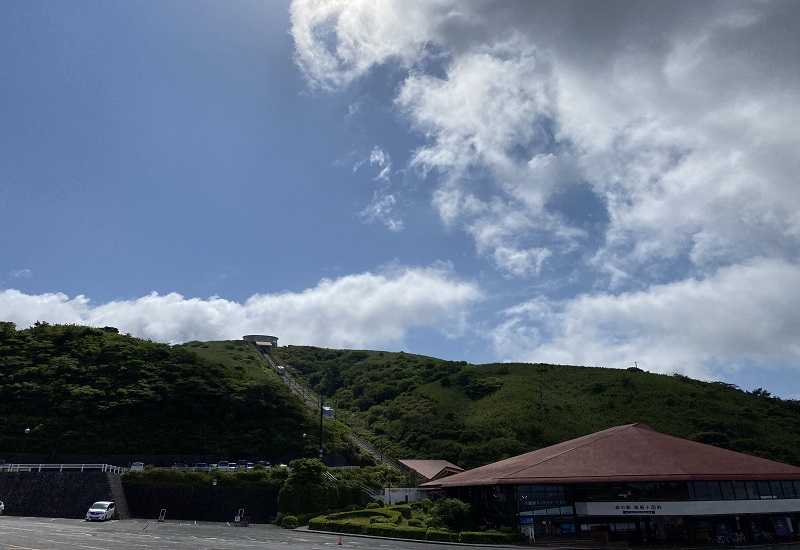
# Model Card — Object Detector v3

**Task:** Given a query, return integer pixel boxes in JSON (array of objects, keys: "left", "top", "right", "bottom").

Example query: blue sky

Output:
[{"left": 2, "top": 1, "right": 799, "bottom": 399}]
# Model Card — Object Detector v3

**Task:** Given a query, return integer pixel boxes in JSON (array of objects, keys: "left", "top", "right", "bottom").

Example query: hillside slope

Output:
[
  {"left": 272, "top": 345, "right": 800, "bottom": 469},
  {"left": 0, "top": 322, "right": 315, "bottom": 458}
]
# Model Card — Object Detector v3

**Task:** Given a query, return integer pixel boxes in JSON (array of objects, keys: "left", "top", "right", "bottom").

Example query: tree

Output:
[
  {"left": 429, "top": 498, "right": 472, "bottom": 531},
  {"left": 278, "top": 459, "right": 330, "bottom": 515}
]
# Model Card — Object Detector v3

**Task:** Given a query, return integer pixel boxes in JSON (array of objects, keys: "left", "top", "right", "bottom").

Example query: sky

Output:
[{"left": 2, "top": 0, "right": 799, "bottom": 399}]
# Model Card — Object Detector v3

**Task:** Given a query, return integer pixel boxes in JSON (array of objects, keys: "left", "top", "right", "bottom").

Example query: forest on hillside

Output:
[
  {"left": 0, "top": 322, "right": 314, "bottom": 459},
  {"left": 3, "top": 322, "right": 798, "bottom": 472},
  {"left": 272, "top": 345, "right": 800, "bottom": 469}
]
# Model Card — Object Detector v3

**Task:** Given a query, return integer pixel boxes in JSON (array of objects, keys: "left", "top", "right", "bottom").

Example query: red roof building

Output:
[
  {"left": 422, "top": 424, "right": 800, "bottom": 545},
  {"left": 399, "top": 459, "right": 463, "bottom": 482}
]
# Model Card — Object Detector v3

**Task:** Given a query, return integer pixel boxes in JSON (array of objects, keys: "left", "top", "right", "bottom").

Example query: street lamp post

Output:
[
  {"left": 21, "top": 427, "right": 30, "bottom": 460},
  {"left": 318, "top": 396, "right": 324, "bottom": 460}
]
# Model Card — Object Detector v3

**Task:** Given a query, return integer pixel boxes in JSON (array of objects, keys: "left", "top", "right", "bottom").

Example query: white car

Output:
[{"left": 85, "top": 501, "right": 115, "bottom": 521}]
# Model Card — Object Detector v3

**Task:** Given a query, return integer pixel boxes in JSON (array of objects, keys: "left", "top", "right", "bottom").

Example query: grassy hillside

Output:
[
  {"left": 272, "top": 345, "right": 800, "bottom": 469},
  {"left": 0, "top": 322, "right": 315, "bottom": 458},
  {"left": 3, "top": 323, "right": 797, "bottom": 471}
]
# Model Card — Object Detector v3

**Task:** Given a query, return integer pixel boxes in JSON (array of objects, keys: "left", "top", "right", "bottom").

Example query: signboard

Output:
[
  {"left": 578, "top": 498, "right": 800, "bottom": 517},
  {"left": 577, "top": 501, "right": 675, "bottom": 516}
]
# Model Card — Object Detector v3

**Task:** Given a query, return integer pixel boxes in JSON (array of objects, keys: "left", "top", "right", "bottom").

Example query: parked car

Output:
[
  {"left": 193, "top": 462, "right": 209, "bottom": 472},
  {"left": 130, "top": 462, "right": 144, "bottom": 471},
  {"left": 85, "top": 501, "right": 115, "bottom": 521},
  {"left": 217, "top": 460, "right": 230, "bottom": 471}
]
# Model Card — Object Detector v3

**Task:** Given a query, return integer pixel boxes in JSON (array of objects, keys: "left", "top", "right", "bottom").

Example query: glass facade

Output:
[
  {"left": 447, "top": 479, "right": 800, "bottom": 544},
  {"left": 687, "top": 480, "right": 800, "bottom": 501}
]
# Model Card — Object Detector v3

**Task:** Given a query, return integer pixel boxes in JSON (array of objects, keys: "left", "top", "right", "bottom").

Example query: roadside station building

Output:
[{"left": 421, "top": 424, "right": 800, "bottom": 545}]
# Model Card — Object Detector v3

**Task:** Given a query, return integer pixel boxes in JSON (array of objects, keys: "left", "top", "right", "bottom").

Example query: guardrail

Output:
[{"left": 0, "top": 463, "right": 127, "bottom": 473}]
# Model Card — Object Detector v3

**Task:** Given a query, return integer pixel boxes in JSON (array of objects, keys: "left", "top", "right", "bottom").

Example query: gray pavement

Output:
[{"left": 0, "top": 516, "right": 501, "bottom": 549}]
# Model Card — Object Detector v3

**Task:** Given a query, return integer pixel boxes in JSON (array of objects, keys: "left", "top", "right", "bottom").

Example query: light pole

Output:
[
  {"left": 318, "top": 396, "right": 324, "bottom": 460},
  {"left": 302, "top": 433, "right": 307, "bottom": 457},
  {"left": 21, "top": 427, "right": 30, "bottom": 460}
]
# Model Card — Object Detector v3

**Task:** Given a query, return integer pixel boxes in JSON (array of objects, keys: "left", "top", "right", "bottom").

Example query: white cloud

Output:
[
  {"left": 291, "top": 0, "right": 464, "bottom": 90},
  {"left": 492, "top": 258, "right": 800, "bottom": 382},
  {"left": 293, "top": 0, "right": 800, "bottom": 277},
  {"left": 11, "top": 269, "right": 33, "bottom": 279},
  {"left": 354, "top": 146, "right": 404, "bottom": 230},
  {"left": 291, "top": 1, "right": 800, "bottom": 392},
  {"left": 0, "top": 265, "right": 481, "bottom": 349},
  {"left": 359, "top": 191, "right": 404, "bottom": 232}
]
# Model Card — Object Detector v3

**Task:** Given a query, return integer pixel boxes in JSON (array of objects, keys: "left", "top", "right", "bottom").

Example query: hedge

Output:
[
  {"left": 425, "top": 529, "right": 459, "bottom": 542},
  {"left": 460, "top": 530, "right": 525, "bottom": 543}
]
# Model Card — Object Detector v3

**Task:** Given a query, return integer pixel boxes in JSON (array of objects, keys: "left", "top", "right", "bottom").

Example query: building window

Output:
[
  {"left": 719, "top": 481, "right": 735, "bottom": 500},
  {"left": 692, "top": 481, "right": 711, "bottom": 500}
]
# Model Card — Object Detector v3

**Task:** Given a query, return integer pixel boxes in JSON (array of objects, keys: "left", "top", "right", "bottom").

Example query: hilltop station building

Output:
[{"left": 422, "top": 424, "right": 800, "bottom": 545}]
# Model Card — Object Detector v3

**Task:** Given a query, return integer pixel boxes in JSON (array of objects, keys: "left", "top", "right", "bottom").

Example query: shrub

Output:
[
  {"left": 366, "top": 502, "right": 381, "bottom": 509},
  {"left": 370, "top": 515, "right": 391, "bottom": 524},
  {"left": 389, "top": 525, "right": 428, "bottom": 540},
  {"left": 426, "top": 528, "right": 459, "bottom": 542},
  {"left": 421, "top": 499, "right": 432, "bottom": 513},
  {"left": 429, "top": 498, "right": 471, "bottom": 531},
  {"left": 408, "top": 518, "right": 422, "bottom": 527},
  {"left": 365, "top": 523, "right": 399, "bottom": 537},
  {"left": 281, "top": 515, "right": 298, "bottom": 528},
  {"left": 460, "top": 531, "right": 521, "bottom": 543}
]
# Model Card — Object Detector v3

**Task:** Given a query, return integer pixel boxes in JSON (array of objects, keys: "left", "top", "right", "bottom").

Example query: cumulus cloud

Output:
[
  {"left": 0, "top": 265, "right": 481, "bottom": 348},
  {"left": 292, "top": 0, "right": 799, "bottom": 275},
  {"left": 290, "top": 0, "right": 463, "bottom": 90},
  {"left": 492, "top": 258, "right": 800, "bottom": 383},
  {"left": 291, "top": 0, "right": 800, "bottom": 390}
]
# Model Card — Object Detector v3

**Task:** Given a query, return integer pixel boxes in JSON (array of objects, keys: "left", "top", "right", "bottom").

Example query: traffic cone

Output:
[{"left": 338, "top": 536, "right": 343, "bottom": 545}]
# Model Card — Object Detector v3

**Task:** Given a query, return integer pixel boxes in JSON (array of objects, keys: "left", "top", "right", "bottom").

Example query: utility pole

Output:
[{"left": 319, "top": 395, "right": 324, "bottom": 460}]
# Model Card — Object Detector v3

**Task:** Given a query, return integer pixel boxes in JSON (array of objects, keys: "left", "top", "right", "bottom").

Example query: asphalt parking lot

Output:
[{"left": 0, "top": 516, "right": 500, "bottom": 549}]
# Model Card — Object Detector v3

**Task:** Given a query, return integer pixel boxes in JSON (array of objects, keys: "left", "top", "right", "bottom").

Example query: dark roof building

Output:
[{"left": 422, "top": 424, "right": 800, "bottom": 545}]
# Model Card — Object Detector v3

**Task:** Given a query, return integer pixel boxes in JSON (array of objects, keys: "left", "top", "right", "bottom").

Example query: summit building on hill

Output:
[{"left": 422, "top": 423, "right": 800, "bottom": 545}]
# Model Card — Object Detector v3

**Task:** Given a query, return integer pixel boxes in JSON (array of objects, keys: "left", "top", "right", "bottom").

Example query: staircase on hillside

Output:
[{"left": 253, "top": 346, "right": 400, "bottom": 473}]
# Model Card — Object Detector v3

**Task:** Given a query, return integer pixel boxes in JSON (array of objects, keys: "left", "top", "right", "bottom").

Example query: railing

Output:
[
  {"left": 254, "top": 348, "right": 401, "bottom": 472},
  {"left": 0, "top": 463, "right": 128, "bottom": 473},
  {"left": 325, "top": 470, "right": 385, "bottom": 503}
]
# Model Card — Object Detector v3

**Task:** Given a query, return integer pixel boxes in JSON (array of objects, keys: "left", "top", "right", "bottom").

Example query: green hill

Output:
[
  {"left": 271, "top": 345, "right": 800, "bottom": 469},
  {"left": 2, "top": 323, "right": 798, "bottom": 471},
  {"left": 0, "top": 322, "right": 314, "bottom": 458}
]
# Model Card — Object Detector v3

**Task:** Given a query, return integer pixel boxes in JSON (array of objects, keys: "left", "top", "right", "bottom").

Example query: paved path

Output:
[{"left": 0, "top": 517, "right": 501, "bottom": 550}]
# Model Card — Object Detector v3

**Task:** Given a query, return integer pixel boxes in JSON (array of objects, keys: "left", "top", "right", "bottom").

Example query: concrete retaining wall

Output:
[
  {"left": 0, "top": 471, "right": 278, "bottom": 523},
  {"left": 0, "top": 471, "right": 127, "bottom": 519},
  {"left": 122, "top": 482, "right": 278, "bottom": 523}
]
